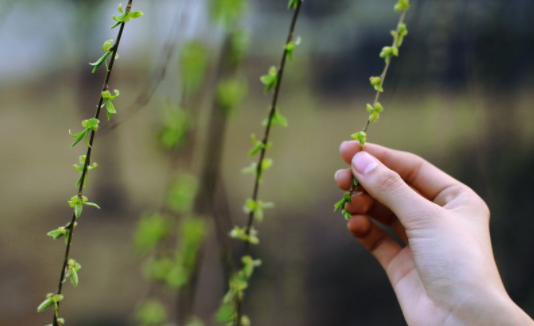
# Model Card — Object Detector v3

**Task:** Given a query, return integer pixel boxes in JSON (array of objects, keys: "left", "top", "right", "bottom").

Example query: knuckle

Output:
[{"left": 374, "top": 170, "right": 402, "bottom": 192}]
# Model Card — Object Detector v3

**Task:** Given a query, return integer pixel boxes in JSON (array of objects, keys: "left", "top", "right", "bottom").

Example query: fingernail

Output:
[{"left": 352, "top": 152, "right": 378, "bottom": 175}]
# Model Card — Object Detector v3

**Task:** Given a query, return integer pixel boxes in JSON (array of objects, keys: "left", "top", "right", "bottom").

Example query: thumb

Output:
[{"left": 351, "top": 151, "right": 438, "bottom": 229}]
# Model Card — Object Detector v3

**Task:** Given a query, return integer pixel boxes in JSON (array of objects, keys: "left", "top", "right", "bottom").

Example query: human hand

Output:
[{"left": 335, "top": 142, "right": 534, "bottom": 326}]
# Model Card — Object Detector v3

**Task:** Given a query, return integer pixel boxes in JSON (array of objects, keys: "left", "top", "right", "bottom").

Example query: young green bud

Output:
[
  {"left": 351, "top": 131, "right": 367, "bottom": 147},
  {"left": 394, "top": 0, "right": 411, "bottom": 12}
]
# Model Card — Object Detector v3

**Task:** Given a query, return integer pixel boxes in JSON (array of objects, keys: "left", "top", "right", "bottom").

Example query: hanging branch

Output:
[
  {"left": 215, "top": 1, "right": 304, "bottom": 326},
  {"left": 334, "top": 0, "right": 411, "bottom": 220},
  {"left": 38, "top": 2, "right": 143, "bottom": 326},
  {"left": 133, "top": 38, "right": 213, "bottom": 326},
  {"left": 178, "top": 1, "right": 251, "bottom": 323}
]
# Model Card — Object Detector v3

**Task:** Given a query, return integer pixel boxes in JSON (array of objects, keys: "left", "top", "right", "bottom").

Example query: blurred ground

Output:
[{"left": 1, "top": 0, "right": 534, "bottom": 325}]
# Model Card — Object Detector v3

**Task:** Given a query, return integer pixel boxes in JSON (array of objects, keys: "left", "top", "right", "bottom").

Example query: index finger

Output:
[{"left": 339, "top": 141, "right": 460, "bottom": 202}]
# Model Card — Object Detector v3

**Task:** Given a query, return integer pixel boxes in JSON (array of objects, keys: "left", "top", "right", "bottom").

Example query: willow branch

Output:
[{"left": 51, "top": 1, "right": 133, "bottom": 325}]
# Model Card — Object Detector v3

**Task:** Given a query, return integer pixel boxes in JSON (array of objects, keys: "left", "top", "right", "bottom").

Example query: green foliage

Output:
[
  {"left": 366, "top": 102, "right": 384, "bottom": 123},
  {"left": 288, "top": 0, "right": 299, "bottom": 10},
  {"left": 210, "top": 0, "right": 247, "bottom": 27},
  {"left": 394, "top": 0, "right": 411, "bottom": 12},
  {"left": 89, "top": 39, "right": 116, "bottom": 73},
  {"left": 180, "top": 41, "right": 209, "bottom": 93},
  {"left": 369, "top": 76, "right": 383, "bottom": 93},
  {"left": 243, "top": 199, "right": 274, "bottom": 222},
  {"left": 134, "top": 214, "right": 172, "bottom": 254},
  {"left": 229, "top": 226, "right": 259, "bottom": 245},
  {"left": 217, "top": 77, "right": 248, "bottom": 116},
  {"left": 333, "top": 192, "right": 351, "bottom": 212},
  {"left": 380, "top": 46, "right": 399, "bottom": 62},
  {"left": 167, "top": 175, "right": 198, "bottom": 214},
  {"left": 141, "top": 218, "right": 206, "bottom": 290},
  {"left": 336, "top": 0, "right": 411, "bottom": 220},
  {"left": 136, "top": 299, "right": 167, "bottom": 326},
  {"left": 285, "top": 37, "right": 301, "bottom": 62},
  {"left": 241, "top": 255, "right": 261, "bottom": 278},
  {"left": 69, "top": 119, "right": 100, "bottom": 148},
  {"left": 263, "top": 109, "right": 288, "bottom": 127},
  {"left": 351, "top": 131, "right": 367, "bottom": 147},
  {"left": 111, "top": 3, "right": 144, "bottom": 29},
  {"left": 101, "top": 89, "right": 120, "bottom": 120},
  {"left": 229, "top": 29, "right": 250, "bottom": 66},
  {"left": 73, "top": 155, "right": 98, "bottom": 187},
  {"left": 37, "top": 293, "right": 63, "bottom": 313},
  {"left": 392, "top": 23, "right": 409, "bottom": 47},
  {"left": 248, "top": 134, "right": 271, "bottom": 157},
  {"left": 68, "top": 195, "right": 100, "bottom": 218},
  {"left": 241, "top": 158, "right": 273, "bottom": 181},
  {"left": 260, "top": 66, "right": 278, "bottom": 94},
  {"left": 65, "top": 259, "right": 82, "bottom": 287},
  {"left": 159, "top": 107, "right": 190, "bottom": 149}
]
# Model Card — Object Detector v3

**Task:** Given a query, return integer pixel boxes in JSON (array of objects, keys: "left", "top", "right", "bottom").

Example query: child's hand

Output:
[{"left": 335, "top": 142, "right": 534, "bottom": 326}]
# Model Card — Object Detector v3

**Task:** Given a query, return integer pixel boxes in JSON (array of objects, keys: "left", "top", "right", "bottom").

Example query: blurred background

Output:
[{"left": 1, "top": 0, "right": 534, "bottom": 325}]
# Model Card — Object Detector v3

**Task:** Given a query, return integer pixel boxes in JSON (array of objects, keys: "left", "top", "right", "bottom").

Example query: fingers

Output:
[
  {"left": 344, "top": 192, "right": 408, "bottom": 243},
  {"left": 340, "top": 142, "right": 462, "bottom": 203},
  {"left": 348, "top": 215, "right": 402, "bottom": 271},
  {"left": 351, "top": 151, "right": 439, "bottom": 230}
]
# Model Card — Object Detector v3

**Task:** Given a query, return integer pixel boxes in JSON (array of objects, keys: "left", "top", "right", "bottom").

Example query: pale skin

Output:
[{"left": 335, "top": 141, "right": 534, "bottom": 326}]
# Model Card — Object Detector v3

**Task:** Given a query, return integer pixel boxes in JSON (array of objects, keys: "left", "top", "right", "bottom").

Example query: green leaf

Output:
[
  {"left": 89, "top": 52, "right": 111, "bottom": 73},
  {"left": 105, "top": 99, "right": 115, "bottom": 120},
  {"left": 47, "top": 227, "right": 66, "bottom": 240},
  {"left": 118, "top": 3, "right": 124, "bottom": 13},
  {"left": 210, "top": 0, "right": 248, "bottom": 27},
  {"left": 74, "top": 202, "right": 83, "bottom": 218},
  {"left": 394, "top": 0, "right": 411, "bottom": 12},
  {"left": 83, "top": 201, "right": 101, "bottom": 209},
  {"left": 288, "top": 0, "right": 299, "bottom": 9},
  {"left": 380, "top": 46, "right": 399, "bottom": 60},
  {"left": 102, "top": 39, "right": 114, "bottom": 52},
  {"left": 133, "top": 214, "right": 171, "bottom": 253},
  {"left": 82, "top": 118, "right": 100, "bottom": 131},
  {"left": 37, "top": 297, "right": 54, "bottom": 312},
  {"left": 242, "top": 255, "right": 262, "bottom": 278},
  {"left": 68, "top": 129, "right": 88, "bottom": 148},
  {"left": 248, "top": 134, "right": 266, "bottom": 157},
  {"left": 263, "top": 109, "right": 288, "bottom": 127},
  {"left": 260, "top": 66, "right": 278, "bottom": 94},
  {"left": 342, "top": 209, "right": 352, "bottom": 221},
  {"left": 334, "top": 192, "right": 352, "bottom": 212},
  {"left": 285, "top": 37, "right": 301, "bottom": 62},
  {"left": 369, "top": 76, "right": 383, "bottom": 92},
  {"left": 217, "top": 78, "right": 248, "bottom": 116},
  {"left": 215, "top": 302, "right": 235, "bottom": 324},
  {"left": 351, "top": 131, "right": 367, "bottom": 147},
  {"left": 130, "top": 11, "right": 144, "bottom": 19},
  {"left": 135, "top": 300, "right": 167, "bottom": 325},
  {"left": 229, "top": 226, "right": 259, "bottom": 245},
  {"left": 180, "top": 41, "right": 209, "bottom": 93},
  {"left": 242, "top": 162, "right": 257, "bottom": 175},
  {"left": 69, "top": 268, "right": 79, "bottom": 287},
  {"left": 167, "top": 175, "right": 198, "bottom": 214}
]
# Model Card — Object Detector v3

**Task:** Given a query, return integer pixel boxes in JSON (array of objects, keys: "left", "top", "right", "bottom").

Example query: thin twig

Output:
[
  {"left": 51, "top": 1, "right": 134, "bottom": 325},
  {"left": 235, "top": 2, "right": 304, "bottom": 325}
]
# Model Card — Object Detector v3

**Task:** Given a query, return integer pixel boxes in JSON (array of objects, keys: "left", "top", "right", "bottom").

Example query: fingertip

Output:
[
  {"left": 340, "top": 141, "right": 362, "bottom": 165},
  {"left": 347, "top": 214, "right": 372, "bottom": 238},
  {"left": 335, "top": 168, "right": 353, "bottom": 190}
]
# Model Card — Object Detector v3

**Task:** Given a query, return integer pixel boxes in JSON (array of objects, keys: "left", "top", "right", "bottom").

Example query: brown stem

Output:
[
  {"left": 235, "top": 2, "right": 304, "bottom": 325},
  {"left": 51, "top": 1, "right": 133, "bottom": 325}
]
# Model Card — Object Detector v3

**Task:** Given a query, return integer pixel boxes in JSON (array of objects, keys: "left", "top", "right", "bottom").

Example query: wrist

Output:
[{"left": 445, "top": 292, "right": 534, "bottom": 326}]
